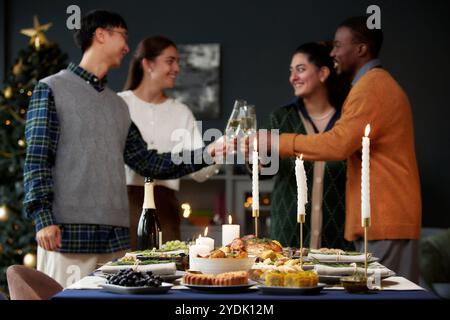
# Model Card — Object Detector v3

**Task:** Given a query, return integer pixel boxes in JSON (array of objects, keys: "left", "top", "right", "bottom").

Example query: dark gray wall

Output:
[
  {"left": 3, "top": 0, "right": 450, "bottom": 227},
  {"left": 0, "top": 0, "right": 6, "bottom": 81}
]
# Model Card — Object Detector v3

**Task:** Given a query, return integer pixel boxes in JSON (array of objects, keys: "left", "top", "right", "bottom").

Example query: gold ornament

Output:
[
  {"left": 13, "top": 59, "right": 24, "bottom": 76},
  {"left": 5, "top": 119, "right": 12, "bottom": 126},
  {"left": 23, "top": 253, "right": 37, "bottom": 268},
  {"left": 18, "top": 139, "right": 26, "bottom": 147},
  {"left": 20, "top": 16, "right": 52, "bottom": 50},
  {"left": 0, "top": 205, "right": 9, "bottom": 222},
  {"left": 3, "top": 86, "right": 13, "bottom": 99}
]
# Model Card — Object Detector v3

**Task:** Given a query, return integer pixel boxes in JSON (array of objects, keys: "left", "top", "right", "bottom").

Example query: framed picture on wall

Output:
[{"left": 168, "top": 43, "right": 220, "bottom": 119}]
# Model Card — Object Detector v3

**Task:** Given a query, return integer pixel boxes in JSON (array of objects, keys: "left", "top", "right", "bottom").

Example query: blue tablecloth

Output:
[{"left": 53, "top": 288, "right": 437, "bottom": 301}]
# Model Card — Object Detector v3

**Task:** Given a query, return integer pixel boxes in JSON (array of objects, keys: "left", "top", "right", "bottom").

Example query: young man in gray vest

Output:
[{"left": 23, "top": 10, "right": 221, "bottom": 287}]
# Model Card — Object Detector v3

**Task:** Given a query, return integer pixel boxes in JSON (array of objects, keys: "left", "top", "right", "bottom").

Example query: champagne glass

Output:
[
  {"left": 225, "top": 99, "right": 247, "bottom": 155},
  {"left": 236, "top": 104, "right": 256, "bottom": 164},
  {"left": 240, "top": 104, "right": 257, "bottom": 137},
  {"left": 225, "top": 99, "right": 247, "bottom": 138}
]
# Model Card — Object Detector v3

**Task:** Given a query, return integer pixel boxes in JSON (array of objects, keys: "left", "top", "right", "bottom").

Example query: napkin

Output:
[
  {"left": 309, "top": 252, "right": 371, "bottom": 263},
  {"left": 325, "top": 276, "right": 425, "bottom": 291},
  {"left": 98, "top": 262, "right": 177, "bottom": 275},
  {"left": 313, "top": 262, "right": 394, "bottom": 277},
  {"left": 66, "top": 276, "right": 106, "bottom": 290}
]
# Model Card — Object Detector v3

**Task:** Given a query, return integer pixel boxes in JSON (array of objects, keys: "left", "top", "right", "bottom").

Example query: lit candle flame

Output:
[
  {"left": 364, "top": 124, "right": 371, "bottom": 137},
  {"left": 228, "top": 215, "right": 232, "bottom": 224},
  {"left": 300, "top": 154, "right": 303, "bottom": 161},
  {"left": 197, "top": 234, "right": 201, "bottom": 239},
  {"left": 204, "top": 227, "right": 208, "bottom": 237}
]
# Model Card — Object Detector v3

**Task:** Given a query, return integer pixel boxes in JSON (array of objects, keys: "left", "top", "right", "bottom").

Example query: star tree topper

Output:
[{"left": 20, "top": 16, "right": 52, "bottom": 50}]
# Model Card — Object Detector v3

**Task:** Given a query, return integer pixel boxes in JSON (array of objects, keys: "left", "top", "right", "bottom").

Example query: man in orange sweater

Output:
[{"left": 255, "top": 17, "right": 421, "bottom": 282}]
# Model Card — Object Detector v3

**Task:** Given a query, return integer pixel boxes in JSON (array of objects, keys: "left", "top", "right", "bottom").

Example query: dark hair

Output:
[
  {"left": 74, "top": 10, "right": 128, "bottom": 53},
  {"left": 294, "top": 42, "right": 350, "bottom": 108},
  {"left": 338, "top": 16, "right": 383, "bottom": 58},
  {"left": 123, "top": 36, "right": 177, "bottom": 91}
]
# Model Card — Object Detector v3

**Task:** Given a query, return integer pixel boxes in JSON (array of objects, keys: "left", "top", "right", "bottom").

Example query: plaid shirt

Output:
[{"left": 23, "top": 63, "right": 208, "bottom": 253}]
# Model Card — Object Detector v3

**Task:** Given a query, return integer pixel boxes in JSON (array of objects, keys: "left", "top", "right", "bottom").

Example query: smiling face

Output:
[
  {"left": 147, "top": 46, "right": 180, "bottom": 89},
  {"left": 330, "top": 26, "right": 362, "bottom": 76},
  {"left": 102, "top": 27, "right": 130, "bottom": 68},
  {"left": 289, "top": 53, "right": 327, "bottom": 98}
]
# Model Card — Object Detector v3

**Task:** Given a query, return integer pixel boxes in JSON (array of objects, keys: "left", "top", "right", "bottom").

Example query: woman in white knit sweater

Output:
[{"left": 119, "top": 36, "right": 217, "bottom": 248}]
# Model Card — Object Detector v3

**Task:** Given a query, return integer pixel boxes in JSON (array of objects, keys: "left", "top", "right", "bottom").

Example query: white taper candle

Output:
[
  {"left": 295, "top": 154, "right": 308, "bottom": 216},
  {"left": 252, "top": 137, "right": 259, "bottom": 211},
  {"left": 361, "top": 124, "right": 371, "bottom": 224}
]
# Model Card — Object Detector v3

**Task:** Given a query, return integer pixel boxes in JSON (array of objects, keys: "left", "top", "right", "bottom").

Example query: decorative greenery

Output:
[{"left": 0, "top": 22, "right": 67, "bottom": 295}]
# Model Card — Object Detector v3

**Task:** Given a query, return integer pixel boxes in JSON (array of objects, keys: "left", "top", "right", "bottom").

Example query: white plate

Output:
[
  {"left": 93, "top": 270, "right": 184, "bottom": 282},
  {"left": 100, "top": 282, "right": 173, "bottom": 294},
  {"left": 160, "top": 270, "right": 185, "bottom": 282},
  {"left": 182, "top": 280, "right": 258, "bottom": 293},
  {"left": 258, "top": 283, "right": 326, "bottom": 295}
]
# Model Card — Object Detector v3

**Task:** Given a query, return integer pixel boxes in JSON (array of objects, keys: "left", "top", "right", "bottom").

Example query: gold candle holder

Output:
[
  {"left": 363, "top": 217, "right": 371, "bottom": 277},
  {"left": 253, "top": 209, "right": 259, "bottom": 238},
  {"left": 298, "top": 214, "right": 305, "bottom": 268}
]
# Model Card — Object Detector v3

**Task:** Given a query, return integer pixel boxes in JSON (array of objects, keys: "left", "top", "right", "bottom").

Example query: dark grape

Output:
[{"left": 106, "top": 269, "right": 163, "bottom": 288}]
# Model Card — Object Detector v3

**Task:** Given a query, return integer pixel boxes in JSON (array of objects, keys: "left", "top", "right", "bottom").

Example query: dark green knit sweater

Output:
[{"left": 268, "top": 101, "right": 353, "bottom": 250}]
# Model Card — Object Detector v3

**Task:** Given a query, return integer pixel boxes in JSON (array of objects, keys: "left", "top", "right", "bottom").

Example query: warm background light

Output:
[
  {"left": 181, "top": 203, "right": 191, "bottom": 218},
  {"left": 23, "top": 253, "right": 36, "bottom": 268},
  {"left": 0, "top": 205, "right": 9, "bottom": 222}
]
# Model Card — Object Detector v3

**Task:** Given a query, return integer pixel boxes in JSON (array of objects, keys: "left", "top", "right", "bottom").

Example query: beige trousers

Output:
[{"left": 37, "top": 247, "right": 126, "bottom": 288}]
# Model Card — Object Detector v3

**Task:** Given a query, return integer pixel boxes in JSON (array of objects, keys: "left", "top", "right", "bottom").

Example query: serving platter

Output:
[
  {"left": 181, "top": 280, "right": 258, "bottom": 293},
  {"left": 100, "top": 282, "right": 173, "bottom": 294},
  {"left": 257, "top": 283, "right": 326, "bottom": 295}
]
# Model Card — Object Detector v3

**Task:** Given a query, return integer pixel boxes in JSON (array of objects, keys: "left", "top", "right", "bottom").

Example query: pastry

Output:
[
  {"left": 284, "top": 271, "right": 319, "bottom": 288},
  {"left": 204, "top": 243, "right": 248, "bottom": 258},
  {"left": 183, "top": 272, "right": 214, "bottom": 285},
  {"left": 213, "top": 271, "right": 248, "bottom": 286},
  {"left": 265, "top": 270, "right": 285, "bottom": 287},
  {"left": 208, "top": 249, "right": 227, "bottom": 258},
  {"left": 265, "top": 270, "right": 319, "bottom": 287},
  {"left": 243, "top": 237, "right": 283, "bottom": 257},
  {"left": 183, "top": 271, "right": 248, "bottom": 286}
]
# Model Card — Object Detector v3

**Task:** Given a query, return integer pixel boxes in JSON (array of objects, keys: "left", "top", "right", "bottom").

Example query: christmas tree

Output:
[{"left": 0, "top": 16, "right": 67, "bottom": 296}]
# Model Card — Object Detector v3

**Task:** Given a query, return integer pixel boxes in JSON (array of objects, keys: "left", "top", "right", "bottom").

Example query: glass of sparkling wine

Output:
[
  {"left": 225, "top": 99, "right": 247, "bottom": 154},
  {"left": 240, "top": 104, "right": 257, "bottom": 137}
]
